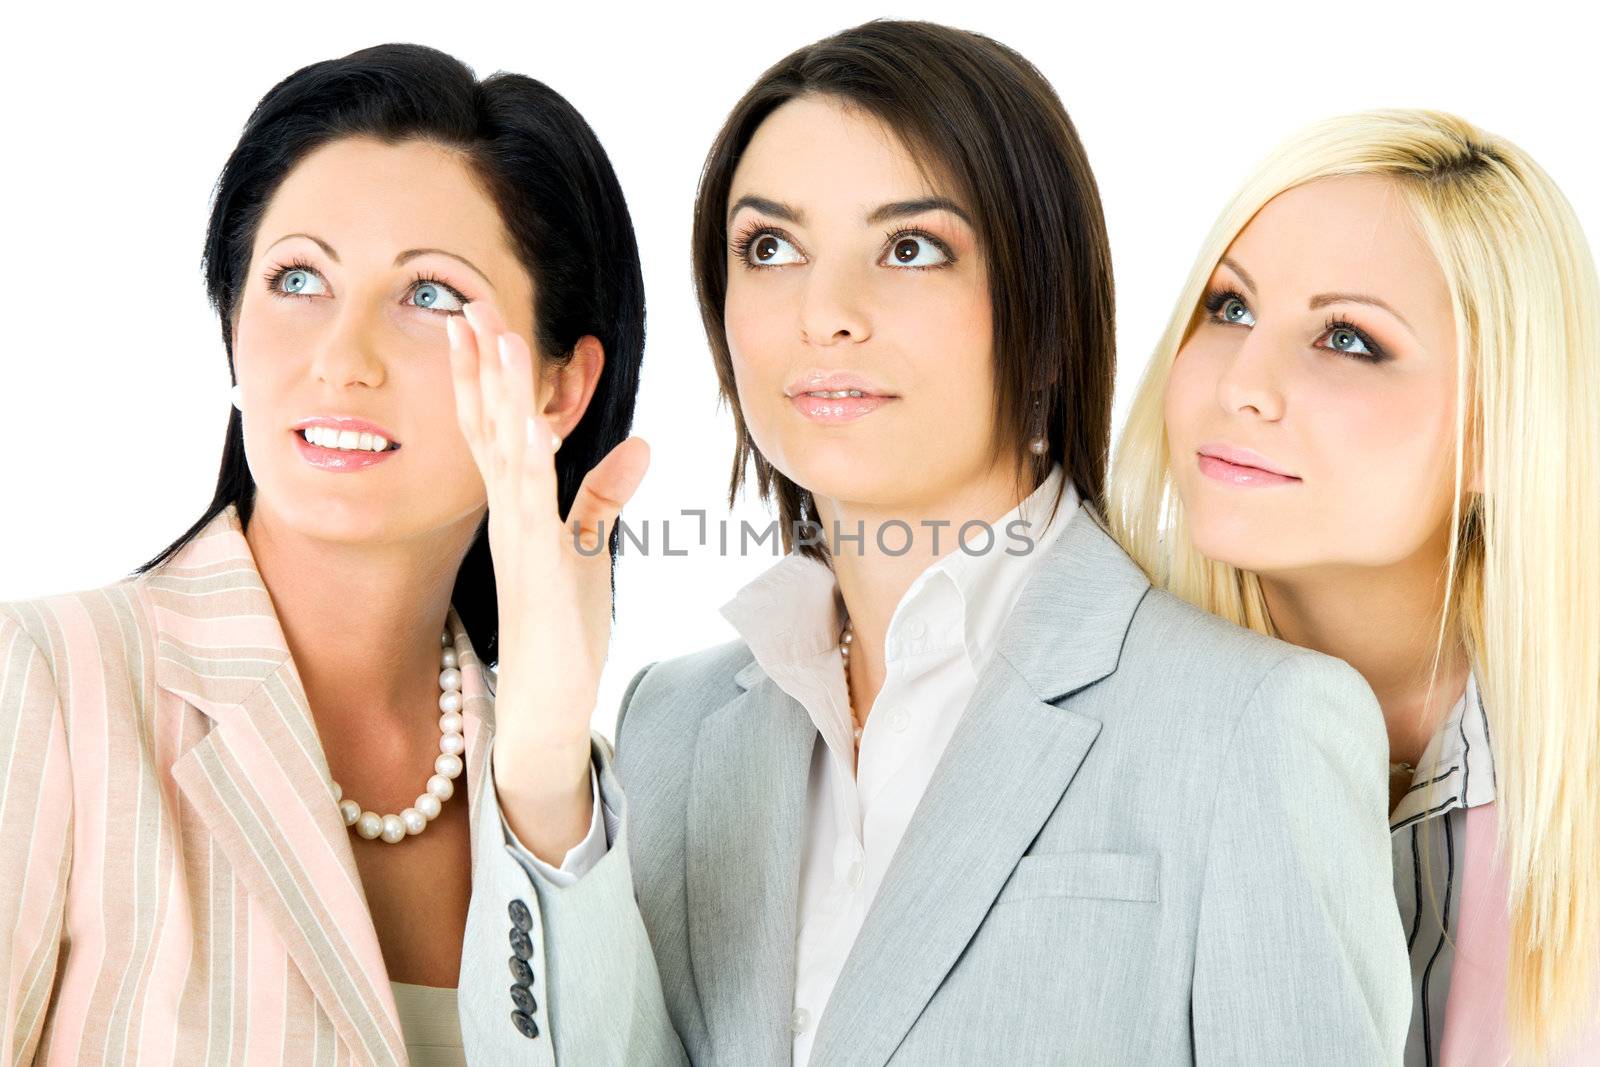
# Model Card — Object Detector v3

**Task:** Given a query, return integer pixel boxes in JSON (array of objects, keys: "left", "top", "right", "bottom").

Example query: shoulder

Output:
[
  {"left": 1120, "top": 585, "right": 1384, "bottom": 758},
  {"left": 616, "top": 636, "right": 756, "bottom": 741},
  {"left": 1, "top": 575, "right": 157, "bottom": 684}
]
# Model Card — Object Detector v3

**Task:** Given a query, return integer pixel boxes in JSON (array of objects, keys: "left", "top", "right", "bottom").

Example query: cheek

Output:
[
  {"left": 1163, "top": 339, "right": 1217, "bottom": 447},
  {"left": 1311, "top": 374, "right": 1458, "bottom": 548}
]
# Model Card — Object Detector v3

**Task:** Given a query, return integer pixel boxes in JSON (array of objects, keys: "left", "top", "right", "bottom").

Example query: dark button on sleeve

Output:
[
  {"left": 509, "top": 955, "right": 534, "bottom": 986},
  {"left": 508, "top": 898, "right": 533, "bottom": 932},
  {"left": 510, "top": 928, "right": 534, "bottom": 961},
  {"left": 510, "top": 983, "right": 538, "bottom": 1015},
  {"left": 512, "top": 1009, "right": 540, "bottom": 1039}
]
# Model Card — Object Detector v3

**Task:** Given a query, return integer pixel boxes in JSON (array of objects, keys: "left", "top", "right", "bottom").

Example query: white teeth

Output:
[
  {"left": 805, "top": 389, "right": 865, "bottom": 398},
  {"left": 301, "top": 426, "right": 391, "bottom": 452}
]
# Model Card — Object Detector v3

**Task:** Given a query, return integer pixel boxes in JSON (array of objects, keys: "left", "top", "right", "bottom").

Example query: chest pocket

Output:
[{"left": 995, "top": 850, "right": 1161, "bottom": 905}]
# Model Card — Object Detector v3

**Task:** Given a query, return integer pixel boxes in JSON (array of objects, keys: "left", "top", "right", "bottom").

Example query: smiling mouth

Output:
[{"left": 294, "top": 427, "right": 401, "bottom": 453}]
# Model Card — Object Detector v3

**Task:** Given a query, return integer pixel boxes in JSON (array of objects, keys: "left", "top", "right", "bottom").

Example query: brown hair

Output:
[{"left": 690, "top": 18, "right": 1116, "bottom": 560}]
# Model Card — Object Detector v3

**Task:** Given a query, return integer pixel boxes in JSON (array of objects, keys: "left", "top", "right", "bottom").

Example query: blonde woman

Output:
[{"left": 1110, "top": 109, "right": 1599, "bottom": 1064}]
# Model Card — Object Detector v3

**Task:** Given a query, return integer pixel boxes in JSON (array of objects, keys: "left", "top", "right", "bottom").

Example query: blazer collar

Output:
[
  {"left": 701, "top": 503, "right": 1151, "bottom": 1065},
  {"left": 147, "top": 503, "right": 494, "bottom": 1066},
  {"left": 731, "top": 502, "right": 1150, "bottom": 703}
]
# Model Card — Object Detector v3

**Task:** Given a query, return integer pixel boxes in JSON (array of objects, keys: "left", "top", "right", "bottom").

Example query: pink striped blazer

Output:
[{"left": 0, "top": 503, "right": 496, "bottom": 1065}]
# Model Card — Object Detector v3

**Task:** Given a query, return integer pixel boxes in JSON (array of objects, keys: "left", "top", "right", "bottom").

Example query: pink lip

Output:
[
  {"left": 290, "top": 415, "right": 401, "bottom": 473},
  {"left": 783, "top": 371, "right": 898, "bottom": 399},
  {"left": 784, "top": 371, "right": 898, "bottom": 424},
  {"left": 292, "top": 430, "right": 399, "bottom": 472},
  {"left": 291, "top": 415, "right": 400, "bottom": 441},
  {"left": 1196, "top": 442, "right": 1300, "bottom": 487}
]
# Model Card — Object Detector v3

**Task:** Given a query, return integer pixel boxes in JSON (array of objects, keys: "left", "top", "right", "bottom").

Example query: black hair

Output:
[{"left": 132, "top": 43, "right": 646, "bottom": 666}]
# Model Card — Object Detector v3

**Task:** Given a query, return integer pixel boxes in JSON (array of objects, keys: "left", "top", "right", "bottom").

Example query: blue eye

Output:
[
  {"left": 1317, "top": 319, "right": 1388, "bottom": 364},
  {"left": 882, "top": 232, "right": 951, "bottom": 269},
  {"left": 1204, "top": 290, "right": 1255, "bottom": 327},
  {"left": 270, "top": 264, "right": 328, "bottom": 297},
  {"left": 410, "top": 279, "right": 466, "bottom": 313}
]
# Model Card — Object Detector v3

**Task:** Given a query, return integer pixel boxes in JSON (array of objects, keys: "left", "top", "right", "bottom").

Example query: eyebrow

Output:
[
  {"left": 394, "top": 247, "right": 496, "bottom": 291},
  {"left": 262, "top": 233, "right": 496, "bottom": 291},
  {"left": 726, "top": 194, "right": 974, "bottom": 229},
  {"left": 1309, "top": 292, "right": 1414, "bottom": 335},
  {"left": 1219, "top": 256, "right": 1415, "bottom": 336}
]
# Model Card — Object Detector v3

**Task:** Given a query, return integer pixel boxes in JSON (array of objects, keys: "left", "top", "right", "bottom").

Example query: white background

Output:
[{"left": 3, "top": 1, "right": 1594, "bottom": 733}]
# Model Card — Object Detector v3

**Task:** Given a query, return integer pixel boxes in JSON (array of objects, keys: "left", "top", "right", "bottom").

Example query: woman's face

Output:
[
  {"left": 722, "top": 94, "right": 996, "bottom": 514},
  {"left": 1163, "top": 174, "right": 1462, "bottom": 577},
  {"left": 232, "top": 136, "right": 535, "bottom": 546}
]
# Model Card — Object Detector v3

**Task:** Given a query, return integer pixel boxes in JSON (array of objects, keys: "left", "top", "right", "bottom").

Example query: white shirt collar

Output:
[
  {"left": 719, "top": 464, "right": 1079, "bottom": 684},
  {"left": 1389, "top": 667, "right": 1498, "bottom": 831}
]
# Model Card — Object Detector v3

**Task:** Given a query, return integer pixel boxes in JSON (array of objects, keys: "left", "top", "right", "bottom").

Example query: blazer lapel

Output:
[
  {"left": 808, "top": 507, "right": 1152, "bottom": 1067},
  {"left": 149, "top": 504, "right": 410, "bottom": 1067},
  {"left": 686, "top": 662, "right": 818, "bottom": 1066}
]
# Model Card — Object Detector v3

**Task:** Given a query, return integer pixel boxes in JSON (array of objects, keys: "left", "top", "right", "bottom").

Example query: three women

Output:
[{"left": 1, "top": 19, "right": 1593, "bottom": 1067}]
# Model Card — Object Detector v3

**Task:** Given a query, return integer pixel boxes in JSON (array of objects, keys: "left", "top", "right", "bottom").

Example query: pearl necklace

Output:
[
  {"left": 840, "top": 617, "right": 863, "bottom": 747},
  {"left": 331, "top": 627, "right": 466, "bottom": 844}
]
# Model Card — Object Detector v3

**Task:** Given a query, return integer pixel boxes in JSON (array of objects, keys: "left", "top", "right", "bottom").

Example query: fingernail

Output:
[
  {"left": 445, "top": 314, "right": 460, "bottom": 346},
  {"left": 462, "top": 302, "right": 479, "bottom": 330}
]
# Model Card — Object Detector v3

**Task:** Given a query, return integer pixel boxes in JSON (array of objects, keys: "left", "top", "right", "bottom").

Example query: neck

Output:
[
  {"left": 1257, "top": 528, "right": 1470, "bottom": 771},
  {"left": 243, "top": 499, "right": 484, "bottom": 726},
  {"left": 817, "top": 456, "right": 1035, "bottom": 715}
]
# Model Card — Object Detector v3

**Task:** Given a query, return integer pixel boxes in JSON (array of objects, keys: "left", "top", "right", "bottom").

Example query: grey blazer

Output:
[{"left": 462, "top": 505, "right": 1411, "bottom": 1065}]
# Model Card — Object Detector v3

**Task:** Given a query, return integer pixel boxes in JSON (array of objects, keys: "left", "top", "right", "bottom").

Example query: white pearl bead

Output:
[
  {"left": 440, "top": 648, "right": 458, "bottom": 669},
  {"left": 380, "top": 814, "right": 406, "bottom": 844},
  {"left": 438, "top": 689, "right": 463, "bottom": 714},
  {"left": 439, "top": 711, "right": 464, "bottom": 735},
  {"left": 438, "top": 667, "right": 462, "bottom": 691},
  {"left": 401, "top": 808, "right": 427, "bottom": 835},
  {"left": 339, "top": 798, "right": 360, "bottom": 826},
  {"left": 441, "top": 630, "right": 452, "bottom": 646},
  {"left": 436, "top": 753, "right": 464, "bottom": 779},
  {"left": 439, "top": 732, "right": 466, "bottom": 757},
  {"left": 415, "top": 793, "right": 442, "bottom": 820},
  {"left": 332, "top": 780, "right": 343, "bottom": 802},
  {"left": 427, "top": 774, "right": 454, "bottom": 801},
  {"left": 356, "top": 811, "right": 383, "bottom": 839}
]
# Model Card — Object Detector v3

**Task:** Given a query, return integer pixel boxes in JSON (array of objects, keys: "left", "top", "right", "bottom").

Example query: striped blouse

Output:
[
  {"left": 0, "top": 504, "right": 502, "bottom": 1065},
  {"left": 1392, "top": 670, "right": 1600, "bottom": 1065}
]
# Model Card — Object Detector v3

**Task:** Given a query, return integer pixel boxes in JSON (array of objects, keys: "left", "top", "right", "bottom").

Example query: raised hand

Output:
[{"left": 447, "top": 300, "right": 649, "bottom": 863}]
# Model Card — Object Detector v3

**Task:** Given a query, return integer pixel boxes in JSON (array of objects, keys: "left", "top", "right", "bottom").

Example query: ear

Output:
[{"left": 539, "top": 335, "right": 606, "bottom": 439}]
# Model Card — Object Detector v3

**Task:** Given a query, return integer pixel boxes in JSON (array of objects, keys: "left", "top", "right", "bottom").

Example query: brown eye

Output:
[
  {"left": 754, "top": 235, "right": 781, "bottom": 262},
  {"left": 882, "top": 232, "right": 950, "bottom": 269}
]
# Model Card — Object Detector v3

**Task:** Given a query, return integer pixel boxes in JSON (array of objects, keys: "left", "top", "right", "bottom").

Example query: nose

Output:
[
  {"left": 307, "top": 300, "right": 386, "bottom": 390},
  {"left": 1215, "top": 326, "right": 1286, "bottom": 421},
  {"left": 797, "top": 257, "right": 871, "bottom": 347}
]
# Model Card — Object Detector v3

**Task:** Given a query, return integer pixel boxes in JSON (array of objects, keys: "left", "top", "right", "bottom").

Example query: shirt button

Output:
[
  {"left": 791, "top": 1007, "right": 811, "bottom": 1034},
  {"left": 887, "top": 707, "right": 909, "bottom": 733},
  {"left": 845, "top": 858, "right": 864, "bottom": 890}
]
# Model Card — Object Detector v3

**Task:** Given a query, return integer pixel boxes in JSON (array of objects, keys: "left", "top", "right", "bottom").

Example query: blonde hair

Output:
[{"left": 1109, "top": 109, "right": 1600, "bottom": 1060}]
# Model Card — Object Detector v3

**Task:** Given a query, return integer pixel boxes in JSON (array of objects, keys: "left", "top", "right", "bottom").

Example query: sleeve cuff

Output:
[{"left": 498, "top": 756, "right": 613, "bottom": 886}]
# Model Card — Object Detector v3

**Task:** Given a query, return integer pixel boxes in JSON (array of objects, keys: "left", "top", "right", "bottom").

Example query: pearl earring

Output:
[
  {"left": 1028, "top": 393, "right": 1047, "bottom": 455},
  {"left": 230, "top": 384, "right": 243, "bottom": 411}
]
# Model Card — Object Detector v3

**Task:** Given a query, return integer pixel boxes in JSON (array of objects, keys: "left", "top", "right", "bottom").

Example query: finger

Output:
[
  {"left": 445, "top": 314, "right": 484, "bottom": 459},
  {"left": 495, "top": 331, "right": 557, "bottom": 518},
  {"left": 464, "top": 301, "right": 507, "bottom": 446},
  {"left": 566, "top": 436, "right": 651, "bottom": 553}
]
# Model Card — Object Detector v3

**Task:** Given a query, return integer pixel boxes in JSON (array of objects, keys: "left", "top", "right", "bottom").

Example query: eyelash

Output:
[
  {"left": 1200, "top": 287, "right": 1390, "bottom": 365},
  {"left": 262, "top": 258, "right": 471, "bottom": 315},
  {"left": 727, "top": 222, "right": 956, "bottom": 271}
]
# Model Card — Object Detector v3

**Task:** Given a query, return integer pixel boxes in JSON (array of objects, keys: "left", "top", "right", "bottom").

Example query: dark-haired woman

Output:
[
  {"left": 459, "top": 19, "right": 1411, "bottom": 1065},
  {"left": 0, "top": 44, "right": 646, "bottom": 1065}
]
